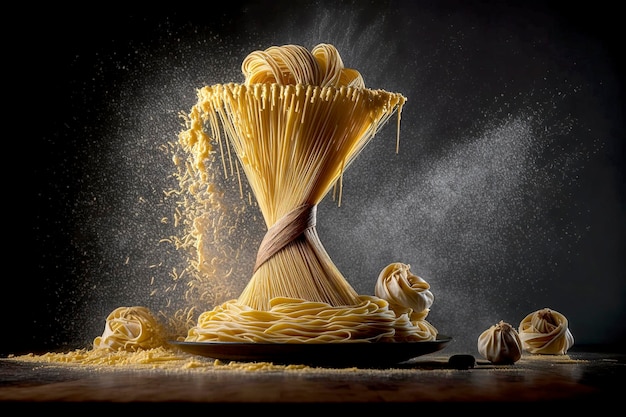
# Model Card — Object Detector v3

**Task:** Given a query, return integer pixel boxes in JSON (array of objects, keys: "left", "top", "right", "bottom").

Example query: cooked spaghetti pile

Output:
[{"left": 180, "top": 44, "right": 438, "bottom": 343}]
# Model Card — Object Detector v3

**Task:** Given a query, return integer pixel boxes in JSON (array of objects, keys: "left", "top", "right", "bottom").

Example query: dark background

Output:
[{"left": 7, "top": 0, "right": 624, "bottom": 356}]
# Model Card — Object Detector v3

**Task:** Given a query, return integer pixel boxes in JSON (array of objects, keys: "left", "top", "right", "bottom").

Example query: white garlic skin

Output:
[{"left": 477, "top": 320, "right": 523, "bottom": 364}]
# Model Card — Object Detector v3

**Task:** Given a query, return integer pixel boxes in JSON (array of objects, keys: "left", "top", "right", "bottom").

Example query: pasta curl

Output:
[
  {"left": 518, "top": 308, "right": 574, "bottom": 354},
  {"left": 242, "top": 43, "right": 364, "bottom": 88},
  {"left": 93, "top": 306, "right": 165, "bottom": 351}
]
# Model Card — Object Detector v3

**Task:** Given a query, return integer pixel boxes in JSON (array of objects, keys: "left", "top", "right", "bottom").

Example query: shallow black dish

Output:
[{"left": 168, "top": 335, "right": 452, "bottom": 367}]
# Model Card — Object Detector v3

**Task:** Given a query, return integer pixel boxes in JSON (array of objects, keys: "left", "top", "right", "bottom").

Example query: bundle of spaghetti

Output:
[
  {"left": 182, "top": 45, "right": 405, "bottom": 312},
  {"left": 186, "top": 296, "right": 435, "bottom": 343},
  {"left": 179, "top": 44, "right": 426, "bottom": 343}
]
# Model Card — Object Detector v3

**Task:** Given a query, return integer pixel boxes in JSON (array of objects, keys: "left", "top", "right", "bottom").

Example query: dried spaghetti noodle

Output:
[{"left": 181, "top": 44, "right": 437, "bottom": 343}]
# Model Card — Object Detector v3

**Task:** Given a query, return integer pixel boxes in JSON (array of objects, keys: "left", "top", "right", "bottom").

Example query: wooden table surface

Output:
[{"left": 1, "top": 345, "right": 623, "bottom": 410}]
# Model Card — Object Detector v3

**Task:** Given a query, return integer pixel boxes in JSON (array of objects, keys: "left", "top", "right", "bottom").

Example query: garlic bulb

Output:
[
  {"left": 93, "top": 306, "right": 165, "bottom": 351},
  {"left": 518, "top": 308, "right": 574, "bottom": 354},
  {"left": 375, "top": 262, "right": 434, "bottom": 316},
  {"left": 477, "top": 320, "right": 522, "bottom": 364}
]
